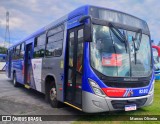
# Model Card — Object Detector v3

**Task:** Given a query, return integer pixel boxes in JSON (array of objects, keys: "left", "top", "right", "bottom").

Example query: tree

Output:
[{"left": 0, "top": 46, "right": 7, "bottom": 54}]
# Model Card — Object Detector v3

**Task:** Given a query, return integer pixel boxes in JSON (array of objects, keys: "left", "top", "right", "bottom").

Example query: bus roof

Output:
[{"left": 9, "top": 5, "right": 148, "bottom": 49}]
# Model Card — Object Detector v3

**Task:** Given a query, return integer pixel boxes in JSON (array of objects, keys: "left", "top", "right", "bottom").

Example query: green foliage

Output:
[{"left": 0, "top": 46, "right": 7, "bottom": 54}]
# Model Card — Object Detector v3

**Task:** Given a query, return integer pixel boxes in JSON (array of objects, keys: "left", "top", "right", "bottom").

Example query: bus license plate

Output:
[{"left": 125, "top": 104, "right": 137, "bottom": 111}]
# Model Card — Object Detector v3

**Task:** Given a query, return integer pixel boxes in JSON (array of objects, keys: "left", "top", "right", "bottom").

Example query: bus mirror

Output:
[
  {"left": 84, "top": 24, "right": 92, "bottom": 42},
  {"left": 79, "top": 15, "right": 91, "bottom": 23},
  {"left": 79, "top": 15, "right": 92, "bottom": 42}
]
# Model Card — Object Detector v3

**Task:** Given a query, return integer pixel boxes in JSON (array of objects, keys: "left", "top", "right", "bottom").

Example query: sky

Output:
[{"left": 0, "top": 0, "right": 160, "bottom": 45}]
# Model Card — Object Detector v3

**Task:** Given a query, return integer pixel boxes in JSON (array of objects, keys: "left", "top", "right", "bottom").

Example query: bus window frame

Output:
[
  {"left": 20, "top": 42, "right": 25, "bottom": 59},
  {"left": 45, "top": 24, "right": 64, "bottom": 58},
  {"left": 33, "top": 33, "right": 46, "bottom": 59}
]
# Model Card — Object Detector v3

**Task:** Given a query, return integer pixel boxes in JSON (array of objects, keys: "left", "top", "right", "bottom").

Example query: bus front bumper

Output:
[{"left": 82, "top": 91, "right": 153, "bottom": 113}]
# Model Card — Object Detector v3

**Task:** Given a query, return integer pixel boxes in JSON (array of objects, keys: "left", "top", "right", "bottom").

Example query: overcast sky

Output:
[{"left": 0, "top": 0, "right": 159, "bottom": 45}]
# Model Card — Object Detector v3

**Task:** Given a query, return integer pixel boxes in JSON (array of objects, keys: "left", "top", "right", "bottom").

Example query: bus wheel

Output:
[
  {"left": 13, "top": 73, "right": 19, "bottom": 87},
  {"left": 49, "top": 82, "right": 63, "bottom": 108}
]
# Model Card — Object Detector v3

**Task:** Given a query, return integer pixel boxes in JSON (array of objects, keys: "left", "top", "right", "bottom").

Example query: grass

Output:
[{"left": 73, "top": 81, "right": 160, "bottom": 124}]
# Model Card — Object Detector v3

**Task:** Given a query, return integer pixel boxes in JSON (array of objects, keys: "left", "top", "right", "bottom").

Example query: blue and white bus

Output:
[{"left": 6, "top": 5, "right": 154, "bottom": 113}]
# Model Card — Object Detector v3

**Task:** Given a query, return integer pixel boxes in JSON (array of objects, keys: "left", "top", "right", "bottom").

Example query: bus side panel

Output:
[
  {"left": 28, "top": 57, "right": 62, "bottom": 94},
  {"left": 12, "top": 60, "right": 24, "bottom": 84},
  {"left": 41, "top": 23, "right": 67, "bottom": 102},
  {"left": 18, "top": 60, "right": 24, "bottom": 84},
  {"left": 29, "top": 58, "right": 43, "bottom": 92},
  {"left": 19, "top": 60, "right": 24, "bottom": 84},
  {"left": 41, "top": 57, "right": 64, "bottom": 100}
]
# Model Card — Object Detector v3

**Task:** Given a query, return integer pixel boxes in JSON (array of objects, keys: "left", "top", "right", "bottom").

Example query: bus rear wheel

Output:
[
  {"left": 13, "top": 72, "right": 19, "bottom": 87},
  {"left": 48, "top": 82, "right": 63, "bottom": 108}
]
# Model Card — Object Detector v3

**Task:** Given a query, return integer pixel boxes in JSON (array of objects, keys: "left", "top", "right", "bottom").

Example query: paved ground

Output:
[{"left": 0, "top": 72, "right": 83, "bottom": 124}]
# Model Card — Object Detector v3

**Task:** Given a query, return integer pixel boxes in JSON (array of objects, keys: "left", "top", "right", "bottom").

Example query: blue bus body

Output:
[{"left": 6, "top": 5, "right": 154, "bottom": 113}]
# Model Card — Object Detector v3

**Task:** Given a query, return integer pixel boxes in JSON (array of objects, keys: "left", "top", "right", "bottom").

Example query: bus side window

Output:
[
  {"left": 14, "top": 45, "right": 20, "bottom": 60},
  {"left": 33, "top": 34, "right": 45, "bottom": 58},
  {"left": 46, "top": 26, "right": 64, "bottom": 57},
  {"left": 20, "top": 43, "right": 25, "bottom": 59},
  {"left": 76, "top": 29, "right": 83, "bottom": 73}
]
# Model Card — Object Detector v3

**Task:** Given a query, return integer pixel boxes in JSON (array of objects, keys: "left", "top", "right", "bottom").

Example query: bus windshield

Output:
[{"left": 90, "top": 24, "right": 151, "bottom": 77}]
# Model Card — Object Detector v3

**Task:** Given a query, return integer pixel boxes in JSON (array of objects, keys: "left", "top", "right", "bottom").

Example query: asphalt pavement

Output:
[{"left": 0, "top": 72, "right": 83, "bottom": 124}]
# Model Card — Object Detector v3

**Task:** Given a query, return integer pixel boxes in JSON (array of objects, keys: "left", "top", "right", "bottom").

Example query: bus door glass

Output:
[
  {"left": 24, "top": 43, "right": 33, "bottom": 85},
  {"left": 65, "top": 26, "right": 84, "bottom": 107}
]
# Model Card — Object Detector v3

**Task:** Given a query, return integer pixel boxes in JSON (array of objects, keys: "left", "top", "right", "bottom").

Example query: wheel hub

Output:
[{"left": 50, "top": 88, "right": 56, "bottom": 101}]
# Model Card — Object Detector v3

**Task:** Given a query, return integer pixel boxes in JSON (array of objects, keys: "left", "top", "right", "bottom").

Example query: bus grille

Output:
[
  {"left": 92, "top": 68, "right": 151, "bottom": 88},
  {"left": 111, "top": 98, "right": 147, "bottom": 109},
  {"left": 105, "top": 81, "right": 149, "bottom": 88}
]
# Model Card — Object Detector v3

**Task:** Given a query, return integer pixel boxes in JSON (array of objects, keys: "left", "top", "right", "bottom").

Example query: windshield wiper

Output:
[
  {"left": 132, "top": 38, "right": 138, "bottom": 64},
  {"left": 134, "top": 29, "right": 142, "bottom": 51},
  {"left": 109, "top": 23, "right": 127, "bottom": 52},
  {"left": 132, "top": 29, "right": 142, "bottom": 64}
]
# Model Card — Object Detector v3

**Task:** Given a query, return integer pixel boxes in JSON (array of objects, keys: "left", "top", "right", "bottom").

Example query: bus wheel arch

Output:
[{"left": 45, "top": 75, "right": 63, "bottom": 108}]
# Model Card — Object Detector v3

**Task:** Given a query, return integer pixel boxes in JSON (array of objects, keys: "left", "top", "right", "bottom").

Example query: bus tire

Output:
[
  {"left": 13, "top": 72, "right": 19, "bottom": 87},
  {"left": 48, "top": 81, "right": 63, "bottom": 108}
]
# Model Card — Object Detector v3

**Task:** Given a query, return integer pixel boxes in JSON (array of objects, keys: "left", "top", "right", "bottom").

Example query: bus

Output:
[
  {"left": 152, "top": 45, "right": 160, "bottom": 80},
  {"left": 6, "top": 5, "right": 154, "bottom": 113},
  {"left": 0, "top": 54, "right": 6, "bottom": 71}
]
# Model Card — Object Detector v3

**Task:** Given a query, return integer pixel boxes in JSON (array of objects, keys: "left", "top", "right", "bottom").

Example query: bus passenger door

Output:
[
  {"left": 65, "top": 26, "right": 84, "bottom": 108},
  {"left": 24, "top": 43, "right": 33, "bottom": 86}
]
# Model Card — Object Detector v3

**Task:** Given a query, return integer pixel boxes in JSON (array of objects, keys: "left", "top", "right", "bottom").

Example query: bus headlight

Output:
[{"left": 88, "top": 79, "right": 105, "bottom": 97}]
